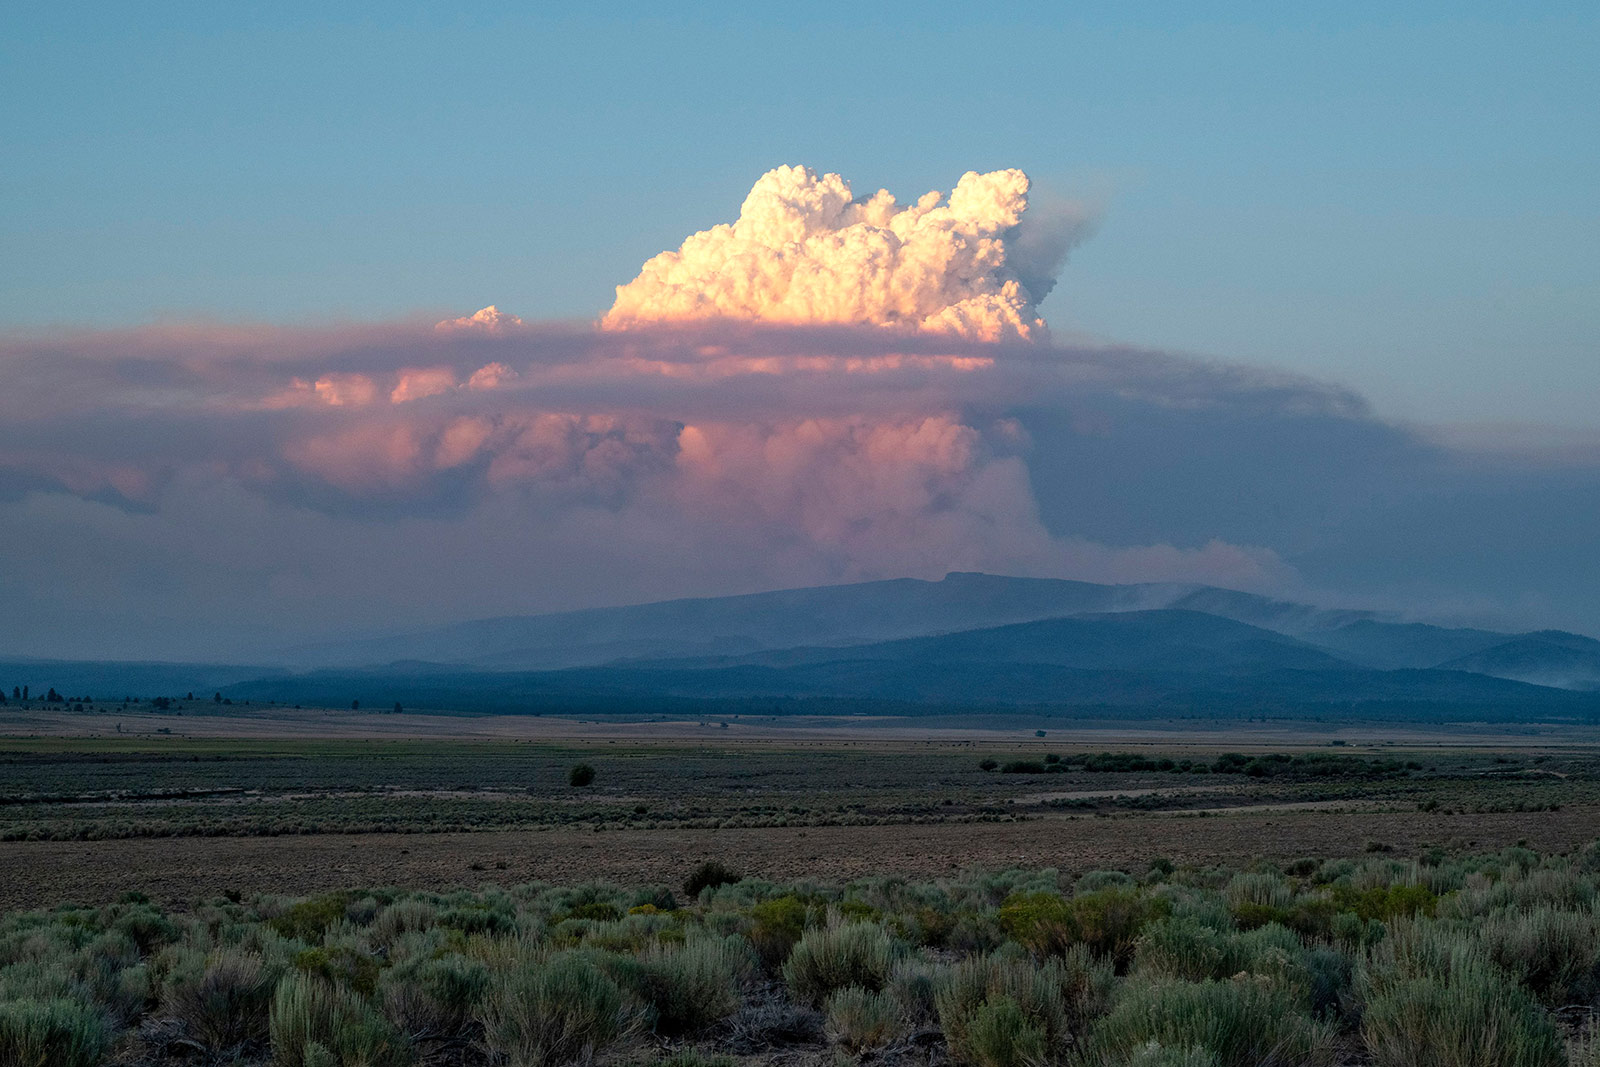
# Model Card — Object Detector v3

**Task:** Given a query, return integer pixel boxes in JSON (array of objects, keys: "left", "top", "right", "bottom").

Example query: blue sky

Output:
[{"left": 3, "top": 1, "right": 1597, "bottom": 425}]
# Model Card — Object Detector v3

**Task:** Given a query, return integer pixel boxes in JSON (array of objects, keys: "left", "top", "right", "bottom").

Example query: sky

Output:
[
  {"left": 5, "top": 2, "right": 1597, "bottom": 425},
  {"left": 2, "top": 2, "right": 1599, "bottom": 659}
]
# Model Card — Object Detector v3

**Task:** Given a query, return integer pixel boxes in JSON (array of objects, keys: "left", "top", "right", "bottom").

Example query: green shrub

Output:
[
  {"left": 0, "top": 997, "right": 109, "bottom": 1067},
  {"left": 824, "top": 985, "right": 901, "bottom": 1051},
  {"left": 1359, "top": 920, "right": 1565, "bottom": 1067},
  {"left": 294, "top": 944, "right": 381, "bottom": 996},
  {"left": 1084, "top": 977, "right": 1336, "bottom": 1067},
  {"left": 269, "top": 972, "right": 409, "bottom": 1067},
  {"left": 682, "top": 861, "right": 740, "bottom": 899},
  {"left": 1223, "top": 873, "right": 1293, "bottom": 914},
  {"left": 963, "top": 995, "right": 1048, "bottom": 1067},
  {"left": 1360, "top": 971, "right": 1563, "bottom": 1067},
  {"left": 999, "top": 888, "right": 1169, "bottom": 965},
  {"left": 162, "top": 946, "right": 280, "bottom": 1053},
  {"left": 109, "top": 903, "right": 178, "bottom": 953},
  {"left": 569, "top": 764, "right": 596, "bottom": 787},
  {"left": 479, "top": 951, "right": 638, "bottom": 1067},
  {"left": 379, "top": 953, "right": 489, "bottom": 1042},
  {"left": 270, "top": 893, "right": 352, "bottom": 943},
  {"left": 372, "top": 900, "right": 437, "bottom": 946},
  {"left": 1478, "top": 906, "right": 1600, "bottom": 1005},
  {"left": 1134, "top": 918, "right": 1228, "bottom": 982},
  {"left": 610, "top": 936, "right": 750, "bottom": 1034},
  {"left": 887, "top": 957, "right": 941, "bottom": 1022},
  {"left": 747, "top": 895, "right": 810, "bottom": 966},
  {"left": 1077, "top": 871, "right": 1137, "bottom": 894},
  {"left": 782, "top": 922, "right": 899, "bottom": 1006},
  {"left": 1331, "top": 883, "right": 1437, "bottom": 922},
  {"left": 935, "top": 951, "right": 1107, "bottom": 1064},
  {"left": 1134, "top": 919, "right": 1310, "bottom": 992}
]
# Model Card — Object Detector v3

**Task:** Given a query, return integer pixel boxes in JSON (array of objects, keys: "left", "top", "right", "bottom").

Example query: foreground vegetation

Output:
[{"left": 6, "top": 843, "right": 1600, "bottom": 1065}]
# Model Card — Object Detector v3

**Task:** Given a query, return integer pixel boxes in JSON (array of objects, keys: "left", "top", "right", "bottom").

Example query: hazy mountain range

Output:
[{"left": 7, "top": 573, "right": 1600, "bottom": 721}]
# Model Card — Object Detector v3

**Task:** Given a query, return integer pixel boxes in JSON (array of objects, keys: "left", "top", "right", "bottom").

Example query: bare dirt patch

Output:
[{"left": 6, "top": 804, "right": 1595, "bottom": 911}]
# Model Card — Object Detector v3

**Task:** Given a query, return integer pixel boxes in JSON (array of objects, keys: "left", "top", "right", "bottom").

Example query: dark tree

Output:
[
  {"left": 351, "top": 699, "right": 360, "bottom": 711},
  {"left": 568, "top": 763, "right": 596, "bottom": 787},
  {"left": 214, "top": 692, "right": 222, "bottom": 704},
  {"left": 393, "top": 702, "right": 403, "bottom": 715},
  {"left": 682, "top": 860, "right": 739, "bottom": 897}
]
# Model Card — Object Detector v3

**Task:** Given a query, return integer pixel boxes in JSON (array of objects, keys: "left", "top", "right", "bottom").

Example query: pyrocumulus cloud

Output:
[
  {"left": 605, "top": 166, "right": 1080, "bottom": 341},
  {"left": 5, "top": 165, "right": 1593, "bottom": 659}
]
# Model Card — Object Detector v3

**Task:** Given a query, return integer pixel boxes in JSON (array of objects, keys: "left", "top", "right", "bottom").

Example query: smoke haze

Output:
[{"left": 2, "top": 167, "right": 1598, "bottom": 659}]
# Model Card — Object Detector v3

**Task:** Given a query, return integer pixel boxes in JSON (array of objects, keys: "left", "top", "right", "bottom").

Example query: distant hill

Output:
[
  {"left": 1440, "top": 632, "right": 1600, "bottom": 690},
  {"left": 639, "top": 610, "right": 1351, "bottom": 675},
  {"left": 12, "top": 573, "right": 1600, "bottom": 724},
  {"left": 1304, "top": 620, "right": 1512, "bottom": 670},
  {"left": 285, "top": 573, "right": 1177, "bottom": 670},
  {"left": 1162, "top": 587, "right": 1376, "bottom": 635}
]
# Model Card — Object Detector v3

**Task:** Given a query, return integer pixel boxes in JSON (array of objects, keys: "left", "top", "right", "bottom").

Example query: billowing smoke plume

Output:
[
  {"left": 604, "top": 166, "right": 1081, "bottom": 341},
  {"left": 9, "top": 164, "right": 1596, "bottom": 660}
]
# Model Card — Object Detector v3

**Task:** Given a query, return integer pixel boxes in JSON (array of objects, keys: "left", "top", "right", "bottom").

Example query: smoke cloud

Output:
[
  {"left": 1, "top": 165, "right": 1597, "bottom": 659},
  {"left": 604, "top": 166, "right": 1088, "bottom": 341}
]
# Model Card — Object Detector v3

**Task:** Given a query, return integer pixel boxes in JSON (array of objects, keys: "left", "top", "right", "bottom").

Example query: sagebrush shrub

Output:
[
  {"left": 998, "top": 888, "right": 1168, "bottom": 965},
  {"left": 746, "top": 895, "right": 809, "bottom": 966},
  {"left": 935, "top": 953, "right": 1080, "bottom": 1065},
  {"left": 609, "top": 935, "right": 750, "bottom": 1034},
  {"left": 963, "top": 995, "right": 1048, "bottom": 1067},
  {"left": 1478, "top": 905, "right": 1600, "bottom": 1005},
  {"left": 372, "top": 899, "right": 437, "bottom": 946},
  {"left": 0, "top": 997, "right": 108, "bottom": 1067},
  {"left": 1359, "top": 919, "right": 1565, "bottom": 1067},
  {"left": 887, "top": 957, "right": 941, "bottom": 1022},
  {"left": 1135, "top": 919, "right": 1309, "bottom": 992},
  {"left": 162, "top": 946, "right": 279, "bottom": 1053},
  {"left": 782, "top": 921, "right": 899, "bottom": 1006},
  {"left": 269, "top": 893, "right": 352, "bottom": 944},
  {"left": 825, "top": 985, "right": 901, "bottom": 1051},
  {"left": 1084, "top": 977, "right": 1336, "bottom": 1067},
  {"left": 269, "top": 972, "right": 408, "bottom": 1067},
  {"left": 379, "top": 953, "right": 489, "bottom": 1042},
  {"left": 479, "top": 951, "right": 638, "bottom": 1067}
]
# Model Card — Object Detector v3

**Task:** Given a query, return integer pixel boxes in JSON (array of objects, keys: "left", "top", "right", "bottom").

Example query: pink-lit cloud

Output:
[
  {"left": 3, "top": 165, "right": 1594, "bottom": 659},
  {"left": 604, "top": 166, "right": 1089, "bottom": 341}
]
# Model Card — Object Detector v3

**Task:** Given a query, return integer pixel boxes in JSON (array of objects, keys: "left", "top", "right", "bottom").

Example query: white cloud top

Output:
[{"left": 605, "top": 166, "right": 1053, "bottom": 341}]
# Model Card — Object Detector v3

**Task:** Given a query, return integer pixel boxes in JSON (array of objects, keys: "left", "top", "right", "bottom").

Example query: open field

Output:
[
  {"left": 6, "top": 709, "right": 1600, "bottom": 1065},
  {"left": 3, "top": 708, "right": 1599, "bottom": 911},
  {"left": 7, "top": 808, "right": 1600, "bottom": 915}
]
